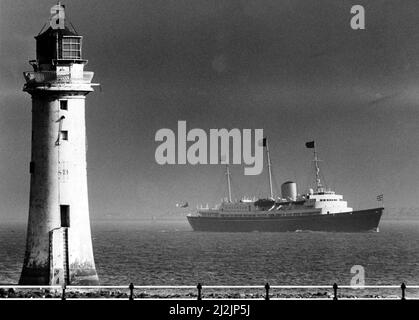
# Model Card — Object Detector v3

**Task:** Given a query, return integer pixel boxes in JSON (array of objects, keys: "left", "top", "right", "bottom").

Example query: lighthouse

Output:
[{"left": 19, "top": 4, "right": 99, "bottom": 285}]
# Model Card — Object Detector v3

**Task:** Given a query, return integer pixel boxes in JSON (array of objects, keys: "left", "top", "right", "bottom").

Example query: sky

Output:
[{"left": 1, "top": 0, "right": 419, "bottom": 221}]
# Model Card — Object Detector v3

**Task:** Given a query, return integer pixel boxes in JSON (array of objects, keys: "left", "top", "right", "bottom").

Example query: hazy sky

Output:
[{"left": 1, "top": 0, "right": 419, "bottom": 221}]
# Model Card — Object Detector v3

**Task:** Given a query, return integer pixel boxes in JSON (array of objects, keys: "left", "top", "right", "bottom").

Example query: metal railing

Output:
[
  {"left": 0, "top": 283, "right": 417, "bottom": 300},
  {"left": 23, "top": 71, "right": 94, "bottom": 84}
]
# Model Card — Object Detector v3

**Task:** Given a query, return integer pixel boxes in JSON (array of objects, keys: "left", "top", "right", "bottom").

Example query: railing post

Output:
[
  {"left": 61, "top": 284, "right": 66, "bottom": 301},
  {"left": 197, "top": 283, "right": 202, "bottom": 301},
  {"left": 401, "top": 283, "right": 406, "bottom": 300},
  {"left": 129, "top": 283, "right": 134, "bottom": 300},
  {"left": 265, "top": 283, "right": 270, "bottom": 300},
  {"left": 333, "top": 283, "right": 338, "bottom": 300}
]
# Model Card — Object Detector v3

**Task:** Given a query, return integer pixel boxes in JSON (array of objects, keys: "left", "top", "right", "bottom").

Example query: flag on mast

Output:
[
  {"left": 305, "top": 141, "right": 315, "bottom": 148},
  {"left": 258, "top": 138, "right": 267, "bottom": 147},
  {"left": 377, "top": 194, "right": 383, "bottom": 201}
]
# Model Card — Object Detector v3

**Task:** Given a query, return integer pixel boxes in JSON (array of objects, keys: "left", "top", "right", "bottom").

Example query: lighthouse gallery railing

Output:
[{"left": 23, "top": 71, "right": 94, "bottom": 84}]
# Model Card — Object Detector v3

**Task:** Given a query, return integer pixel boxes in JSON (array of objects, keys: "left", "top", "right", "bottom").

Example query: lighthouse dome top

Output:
[
  {"left": 36, "top": 25, "right": 78, "bottom": 39},
  {"left": 36, "top": 26, "right": 78, "bottom": 39}
]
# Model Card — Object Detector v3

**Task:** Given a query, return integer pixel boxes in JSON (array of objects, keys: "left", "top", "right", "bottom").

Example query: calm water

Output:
[{"left": 1, "top": 220, "right": 419, "bottom": 291}]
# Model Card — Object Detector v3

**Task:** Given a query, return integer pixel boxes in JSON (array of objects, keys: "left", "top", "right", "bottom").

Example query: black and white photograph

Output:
[{"left": 1, "top": 0, "right": 419, "bottom": 317}]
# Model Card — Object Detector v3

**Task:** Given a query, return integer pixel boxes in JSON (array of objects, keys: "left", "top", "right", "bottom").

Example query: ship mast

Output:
[
  {"left": 225, "top": 163, "right": 232, "bottom": 202},
  {"left": 313, "top": 144, "right": 324, "bottom": 193},
  {"left": 265, "top": 138, "right": 274, "bottom": 199}
]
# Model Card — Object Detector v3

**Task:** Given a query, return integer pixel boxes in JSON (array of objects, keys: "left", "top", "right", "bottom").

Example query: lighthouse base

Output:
[
  {"left": 69, "top": 269, "right": 100, "bottom": 285},
  {"left": 19, "top": 266, "right": 99, "bottom": 285},
  {"left": 20, "top": 228, "right": 99, "bottom": 285},
  {"left": 19, "top": 267, "right": 50, "bottom": 285},
  {"left": 19, "top": 268, "right": 99, "bottom": 285}
]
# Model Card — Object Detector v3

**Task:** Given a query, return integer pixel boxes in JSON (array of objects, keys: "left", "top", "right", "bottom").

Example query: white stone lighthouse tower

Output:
[{"left": 20, "top": 4, "right": 99, "bottom": 285}]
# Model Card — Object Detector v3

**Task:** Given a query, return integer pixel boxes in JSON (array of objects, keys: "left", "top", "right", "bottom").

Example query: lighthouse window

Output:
[
  {"left": 61, "top": 37, "right": 81, "bottom": 59},
  {"left": 61, "top": 131, "right": 68, "bottom": 141},
  {"left": 60, "top": 100, "right": 68, "bottom": 110}
]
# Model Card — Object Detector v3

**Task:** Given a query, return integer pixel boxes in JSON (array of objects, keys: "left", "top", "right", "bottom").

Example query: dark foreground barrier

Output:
[{"left": 0, "top": 283, "right": 416, "bottom": 300}]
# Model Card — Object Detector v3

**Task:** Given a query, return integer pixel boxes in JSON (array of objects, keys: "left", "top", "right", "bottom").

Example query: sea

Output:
[{"left": 1, "top": 219, "right": 419, "bottom": 297}]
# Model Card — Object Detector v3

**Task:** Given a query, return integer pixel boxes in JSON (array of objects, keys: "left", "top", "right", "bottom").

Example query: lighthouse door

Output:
[{"left": 60, "top": 205, "right": 70, "bottom": 227}]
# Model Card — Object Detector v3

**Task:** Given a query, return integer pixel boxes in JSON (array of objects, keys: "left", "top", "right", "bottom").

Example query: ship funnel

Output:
[{"left": 281, "top": 181, "right": 297, "bottom": 201}]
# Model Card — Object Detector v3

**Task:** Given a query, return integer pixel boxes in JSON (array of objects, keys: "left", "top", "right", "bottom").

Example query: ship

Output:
[{"left": 187, "top": 140, "right": 383, "bottom": 232}]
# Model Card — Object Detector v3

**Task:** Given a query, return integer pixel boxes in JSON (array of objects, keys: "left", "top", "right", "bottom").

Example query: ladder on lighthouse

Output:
[
  {"left": 62, "top": 228, "right": 70, "bottom": 284},
  {"left": 49, "top": 227, "right": 70, "bottom": 285}
]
